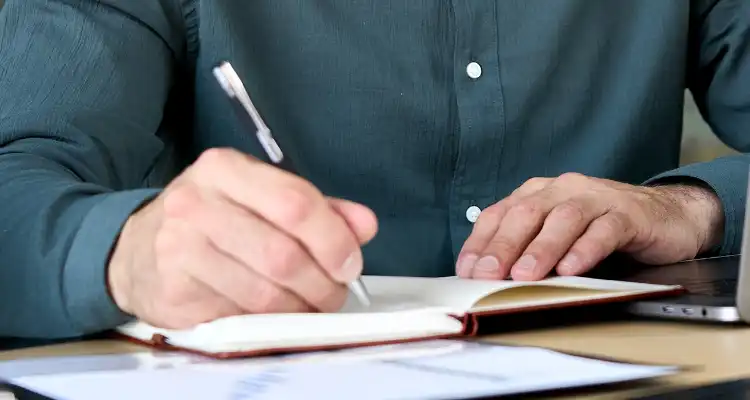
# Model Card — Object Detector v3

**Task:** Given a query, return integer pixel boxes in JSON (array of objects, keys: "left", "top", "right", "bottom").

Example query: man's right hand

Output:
[{"left": 107, "top": 148, "right": 378, "bottom": 329}]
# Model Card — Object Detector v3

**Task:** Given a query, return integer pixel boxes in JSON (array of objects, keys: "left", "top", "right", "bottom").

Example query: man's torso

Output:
[{"left": 160, "top": 1, "right": 693, "bottom": 277}]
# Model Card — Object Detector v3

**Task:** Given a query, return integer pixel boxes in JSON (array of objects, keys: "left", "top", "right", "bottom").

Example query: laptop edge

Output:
[{"left": 625, "top": 169, "right": 750, "bottom": 324}]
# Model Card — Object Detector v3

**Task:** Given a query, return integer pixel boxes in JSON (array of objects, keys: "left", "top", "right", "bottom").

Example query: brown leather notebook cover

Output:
[{"left": 113, "top": 275, "right": 684, "bottom": 359}]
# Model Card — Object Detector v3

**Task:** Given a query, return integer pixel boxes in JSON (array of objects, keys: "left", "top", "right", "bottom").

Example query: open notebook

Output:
[{"left": 115, "top": 275, "right": 683, "bottom": 358}]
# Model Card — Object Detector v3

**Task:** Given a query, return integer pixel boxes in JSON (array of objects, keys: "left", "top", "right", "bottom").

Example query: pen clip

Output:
[{"left": 212, "top": 61, "right": 284, "bottom": 164}]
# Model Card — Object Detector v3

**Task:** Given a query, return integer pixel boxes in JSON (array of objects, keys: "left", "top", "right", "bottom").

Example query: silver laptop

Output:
[{"left": 620, "top": 175, "right": 750, "bottom": 324}]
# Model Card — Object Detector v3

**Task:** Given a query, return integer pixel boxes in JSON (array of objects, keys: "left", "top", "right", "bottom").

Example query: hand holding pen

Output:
[
  {"left": 104, "top": 66, "right": 377, "bottom": 330},
  {"left": 212, "top": 61, "right": 375, "bottom": 308}
]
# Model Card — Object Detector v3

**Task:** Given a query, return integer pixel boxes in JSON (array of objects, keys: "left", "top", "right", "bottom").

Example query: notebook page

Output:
[
  {"left": 359, "top": 275, "right": 549, "bottom": 311},
  {"left": 359, "top": 275, "right": 680, "bottom": 312},
  {"left": 535, "top": 276, "right": 681, "bottom": 291}
]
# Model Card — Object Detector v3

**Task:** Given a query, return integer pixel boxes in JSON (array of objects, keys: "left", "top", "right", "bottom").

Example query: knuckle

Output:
[
  {"left": 568, "top": 242, "right": 599, "bottom": 264},
  {"left": 558, "top": 172, "right": 586, "bottom": 183},
  {"left": 551, "top": 201, "right": 586, "bottom": 223},
  {"left": 478, "top": 202, "right": 503, "bottom": 220},
  {"left": 525, "top": 239, "right": 555, "bottom": 255},
  {"left": 153, "top": 221, "right": 210, "bottom": 275},
  {"left": 253, "top": 284, "right": 287, "bottom": 312},
  {"left": 471, "top": 211, "right": 496, "bottom": 232},
  {"left": 524, "top": 177, "right": 548, "bottom": 189},
  {"left": 192, "top": 148, "right": 239, "bottom": 180},
  {"left": 196, "top": 147, "right": 237, "bottom": 168},
  {"left": 162, "top": 183, "right": 203, "bottom": 218},
  {"left": 275, "top": 183, "right": 319, "bottom": 228},
  {"left": 513, "top": 177, "right": 549, "bottom": 196},
  {"left": 487, "top": 235, "right": 516, "bottom": 255},
  {"left": 260, "top": 236, "right": 307, "bottom": 281},
  {"left": 153, "top": 223, "right": 185, "bottom": 259},
  {"left": 507, "top": 201, "right": 541, "bottom": 220},
  {"left": 601, "top": 212, "right": 628, "bottom": 234}
]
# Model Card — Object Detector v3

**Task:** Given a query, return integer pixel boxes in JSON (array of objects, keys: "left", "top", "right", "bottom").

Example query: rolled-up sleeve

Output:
[
  {"left": 0, "top": 0, "right": 185, "bottom": 338},
  {"left": 644, "top": 0, "right": 750, "bottom": 256}
]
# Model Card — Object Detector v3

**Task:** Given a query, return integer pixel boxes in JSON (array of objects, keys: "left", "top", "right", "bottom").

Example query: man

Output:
[{"left": 0, "top": 0, "right": 747, "bottom": 339}]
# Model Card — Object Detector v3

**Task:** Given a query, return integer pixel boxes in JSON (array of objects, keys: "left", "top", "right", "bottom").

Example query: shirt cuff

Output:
[
  {"left": 63, "top": 188, "right": 162, "bottom": 334},
  {"left": 642, "top": 157, "right": 749, "bottom": 256}
]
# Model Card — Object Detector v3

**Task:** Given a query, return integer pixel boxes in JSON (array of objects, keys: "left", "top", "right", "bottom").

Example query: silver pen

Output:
[{"left": 212, "top": 61, "right": 372, "bottom": 307}]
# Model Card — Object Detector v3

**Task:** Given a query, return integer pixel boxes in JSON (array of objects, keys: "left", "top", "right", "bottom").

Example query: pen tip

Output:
[{"left": 349, "top": 280, "right": 372, "bottom": 307}]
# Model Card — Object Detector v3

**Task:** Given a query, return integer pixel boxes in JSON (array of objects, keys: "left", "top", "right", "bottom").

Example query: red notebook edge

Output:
[
  {"left": 110, "top": 286, "right": 684, "bottom": 359},
  {"left": 110, "top": 313, "right": 472, "bottom": 360},
  {"left": 464, "top": 286, "right": 687, "bottom": 336}
]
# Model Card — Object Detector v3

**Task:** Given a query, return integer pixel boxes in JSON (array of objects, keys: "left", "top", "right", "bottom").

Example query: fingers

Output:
[
  {"left": 144, "top": 274, "right": 241, "bottom": 330},
  {"left": 119, "top": 148, "right": 380, "bottom": 329},
  {"left": 164, "top": 184, "right": 348, "bottom": 313},
  {"left": 508, "top": 177, "right": 552, "bottom": 197},
  {"left": 157, "top": 217, "right": 313, "bottom": 316},
  {"left": 510, "top": 198, "right": 608, "bottom": 281},
  {"left": 149, "top": 218, "right": 247, "bottom": 329},
  {"left": 472, "top": 203, "right": 548, "bottom": 280},
  {"left": 190, "top": 148, "right": 370, "bottom": 284},
  {"left": 458, "top": 173, "right": 639, "bottom": 282},
  {"left": 328, "top": 198, "right": 379, "bottom": 244},
  {"left": 149, "top": 296, "right": 246, "bottom": 330},
  {"left": 456, "top": 203, "right": 509, "bottom": 277},
  {"left": 457, "top": 178, "right": 551, "bottom": 277},
  {"left": 463, "top": 187, "right": 568, "bottom": 280},
  {"left": 556, "top": 211, "right": 634, "bottom": 276}
]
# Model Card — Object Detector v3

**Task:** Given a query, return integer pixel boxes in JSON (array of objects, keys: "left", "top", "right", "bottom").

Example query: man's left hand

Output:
[{"left": 457, "top": 173, "right": 725, "bottom": 281}]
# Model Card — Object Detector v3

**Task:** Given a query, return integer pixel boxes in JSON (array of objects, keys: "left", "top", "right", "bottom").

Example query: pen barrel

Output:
[{"left": 226, "top": 98, "right": 297, "bottom": 172}]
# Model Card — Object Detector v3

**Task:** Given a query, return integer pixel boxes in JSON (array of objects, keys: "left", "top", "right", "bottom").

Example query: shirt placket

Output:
[{"left": 448, "top": 1, "right": 507, "bottom": 259}]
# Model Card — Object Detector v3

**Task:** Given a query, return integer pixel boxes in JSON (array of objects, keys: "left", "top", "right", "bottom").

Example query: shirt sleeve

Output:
[
  {"left": 643, "top": 0, "right": 750, "bottom": 256},
  {"left": 0, "top": 0, "right": 186, "bottom": 338}
]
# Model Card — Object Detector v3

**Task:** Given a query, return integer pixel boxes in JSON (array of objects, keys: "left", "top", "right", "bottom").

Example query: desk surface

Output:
[{"left": 1, "top": 320, "right": 749, "bottom": 399}]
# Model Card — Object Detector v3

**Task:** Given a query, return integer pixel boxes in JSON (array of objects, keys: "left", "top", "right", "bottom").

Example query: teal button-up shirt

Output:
[{"left": 0, "top": 0, "right": 749, "bottom": 339}]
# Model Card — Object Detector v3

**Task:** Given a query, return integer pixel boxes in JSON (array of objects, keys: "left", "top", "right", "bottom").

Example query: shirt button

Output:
[
  {"left": 465, "top": 206, "right": 482, "bottom": 223},
  {"left": 466, "top": 62, "right": 482, "bottom": 79}
]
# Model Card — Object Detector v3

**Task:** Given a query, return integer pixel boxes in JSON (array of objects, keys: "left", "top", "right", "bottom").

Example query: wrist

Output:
[
  {"left": 652, "top": 182, "right": 724, "bottom": 254},
  {"left": 107, "top": 192, "right": 162, "bottom": 317},
  {"left": 107, "top": 213, "right": 142, "bottom": 317}
]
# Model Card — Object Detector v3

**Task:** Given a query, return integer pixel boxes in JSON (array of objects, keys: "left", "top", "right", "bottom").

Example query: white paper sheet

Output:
[{"left": 1, "top": 340, "right": 677, "bottom": 400}]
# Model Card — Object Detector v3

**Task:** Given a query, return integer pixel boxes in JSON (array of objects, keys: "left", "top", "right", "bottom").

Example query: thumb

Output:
[{"left": 328, "top": 198, "right": 378, "bottom": 245}]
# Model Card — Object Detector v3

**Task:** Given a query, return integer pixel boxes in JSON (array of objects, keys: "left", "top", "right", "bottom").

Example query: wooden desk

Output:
[
  {"left": 486, "top": 320, "right": 750, "bottom": 398},
  {"left": 2, "top": 320, "right": 749, "bottom": 399}
]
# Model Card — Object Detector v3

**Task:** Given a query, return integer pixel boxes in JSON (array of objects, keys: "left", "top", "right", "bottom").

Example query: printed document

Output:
[{"left": 0, "top": 340, "right": 677, "bottom": 400}]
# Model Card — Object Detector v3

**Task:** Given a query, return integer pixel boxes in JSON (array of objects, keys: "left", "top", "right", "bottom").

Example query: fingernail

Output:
[
  {"left": 456, "top": 253, "right": 478, "bottom": 276},
  {"left": 474, "top": 256, "right": 500, "bottom": 272},
  {"left": 512, "top": 255, "right": 537, "bottom": 278},
  {"left": 341, "top": 251, "right": 363, "bottom": 281},
  {"left": 558, "top": 253, "right": 578, "bottom": 275}
]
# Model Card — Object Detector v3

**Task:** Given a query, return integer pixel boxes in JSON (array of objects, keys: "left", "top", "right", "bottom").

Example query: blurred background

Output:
[
  {"left": 0, "top": 0, "right": 735, "bottom": 165},
  {"left": 681, "top": 93, "right": 737, "bottom": 165}
]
